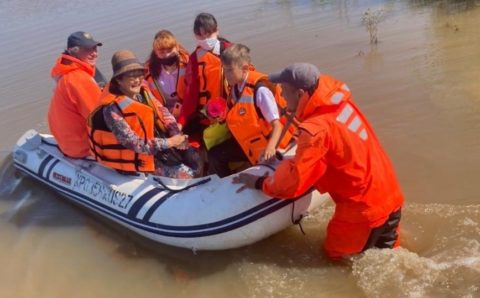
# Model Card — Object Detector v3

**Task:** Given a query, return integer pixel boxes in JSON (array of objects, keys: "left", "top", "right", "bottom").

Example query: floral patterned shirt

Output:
[
  {"left": 102, "top": 94, "right": 179, "bottom": 154},
  {"left": 102, "top": 92, "right": 200, "bottom": 179}
]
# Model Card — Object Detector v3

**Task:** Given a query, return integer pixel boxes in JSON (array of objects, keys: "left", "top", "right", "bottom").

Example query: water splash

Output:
[
  {"left": 352, "top": 202, "right": 480, "bottom": 298},
  {"left": 352, "top": 246, "right": 480, "bottom": 298}
]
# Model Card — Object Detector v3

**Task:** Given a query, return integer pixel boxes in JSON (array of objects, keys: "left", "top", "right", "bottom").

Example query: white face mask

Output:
[{"left": 197, "top": 37, "right": 218, "bottom": 51}]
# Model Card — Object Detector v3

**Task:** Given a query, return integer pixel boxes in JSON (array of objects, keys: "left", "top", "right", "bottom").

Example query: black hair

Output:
[
  {"left": 148, "top": 53, "right": 163, "bottom": 80},
  {"left": 193, "top": 12, "right": 218, "bottom": 35},
  {"left": 108, "top": 76, "right": 124, "bottom": 95}
]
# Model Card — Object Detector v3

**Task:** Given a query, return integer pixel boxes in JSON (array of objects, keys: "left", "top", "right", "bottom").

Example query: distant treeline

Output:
[{"left": 409, "top": 0, "right": 479, "bottom": 11}]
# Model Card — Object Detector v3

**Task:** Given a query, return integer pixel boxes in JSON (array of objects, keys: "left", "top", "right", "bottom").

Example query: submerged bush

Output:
[{"left": 361, "top": 8, "right": 385, "bottom": 44}]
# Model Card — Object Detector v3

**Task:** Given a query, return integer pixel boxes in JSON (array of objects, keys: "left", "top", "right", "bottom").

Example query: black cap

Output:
[
  {"left": 67, "top": 31, "right": 102, "bottom": 49},
  {"left": 269, "top": 63, "right": 320, "bottom": 90}
]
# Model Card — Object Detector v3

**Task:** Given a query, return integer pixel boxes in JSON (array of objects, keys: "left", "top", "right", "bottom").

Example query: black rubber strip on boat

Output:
[
  {"left": 127, "top": 187, "right": 166, "bottom": 218},
  {"left": 45, "top": 159, "right": 60, "bottom": 179},
  {"left": 38, "top": 155, "right": 54, "bottom": 178}
]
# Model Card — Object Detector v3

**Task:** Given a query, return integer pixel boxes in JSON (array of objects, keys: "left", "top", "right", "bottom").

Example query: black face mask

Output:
[{"left": 158, "top": 55, "right": 179, "bottom": 66}]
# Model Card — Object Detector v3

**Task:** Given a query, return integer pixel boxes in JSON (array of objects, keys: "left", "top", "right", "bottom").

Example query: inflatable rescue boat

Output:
[{"left": 12, "top": 129, "right": 329, "bottom": 250}]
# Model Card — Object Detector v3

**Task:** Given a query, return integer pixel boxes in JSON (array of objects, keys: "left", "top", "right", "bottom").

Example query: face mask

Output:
[
  {"left": 197, "top": 37, "right": 218, "bottom": 51},
  {"left": 158, "top": 54, "right": 179, "bottom": 66}
]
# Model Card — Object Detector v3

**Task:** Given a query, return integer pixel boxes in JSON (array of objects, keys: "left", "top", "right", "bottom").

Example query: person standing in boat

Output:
[
  {"left": 207, "top": 44, "right": 294, "bottom": 177},
  {"left": 88, "top": 50, "right": 200, "bottom": 179},
  {"left": 233, "top": 63, "right": 404, "bottom": 260},
  {"left": 48, "top": 31, "right": 105, "bottom": 158},
  {"left": 177, "top": 12, "right": 232, "bottom": 142},
  {"left": 145, "top": 30, "right": 189, "bottom": 120}
]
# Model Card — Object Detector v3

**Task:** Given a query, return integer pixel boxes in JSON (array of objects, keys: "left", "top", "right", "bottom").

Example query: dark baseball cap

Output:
[
  {"left": 269, "top": 63, "right": 320, "bottom": 90},
  {"left": 67, "top": 31, "right": 102, "bottom": 49}
]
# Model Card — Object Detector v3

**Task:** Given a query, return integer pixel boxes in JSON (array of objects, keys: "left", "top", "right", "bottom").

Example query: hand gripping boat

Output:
[{"left": 12, "top": 130, "right": 329, "bottom": 251}]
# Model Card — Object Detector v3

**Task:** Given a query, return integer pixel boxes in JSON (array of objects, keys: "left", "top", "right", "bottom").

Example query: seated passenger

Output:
[
  {"left": 207, "top": 44, "right": 294, "bottom": 177},
  {"left": 145, "top": 30, "right": 189, "bottom": 119},
  {"left": 88, "top": 50, "right": 200, "bottom": 179},
  {"left": 178, "top": 12, "right": 233, "bottom": 138},
  {"left": 48, "top": 31, "right": 104, "bottom": 158}
]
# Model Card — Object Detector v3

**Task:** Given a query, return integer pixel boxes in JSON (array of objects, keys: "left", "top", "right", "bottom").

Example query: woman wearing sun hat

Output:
[{"left": 88, "top": 50, "right": 200, "bottom": 179}]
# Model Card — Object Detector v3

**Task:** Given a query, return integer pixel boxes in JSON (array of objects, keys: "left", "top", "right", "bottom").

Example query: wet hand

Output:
[
  {"left": 232, "top": 173, "right": 260, "bottom": 193},
  {"left": 232, "top": 171, "right": 269, "bottom": 193}
]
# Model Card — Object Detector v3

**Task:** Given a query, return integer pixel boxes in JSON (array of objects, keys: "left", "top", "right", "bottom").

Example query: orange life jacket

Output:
[
  {"left": 262, "top": 74, "right": 404, "bottom": 259},
  {"left": 226, "top": 71, "right": 294, "bottom": 165},
  {"left": 195, "top": 47, "right": 229, "bottom": 108},
  {"left": 145, "top": 53, "right": 188, "bottom": 114},
  {"left": 178, "top": 39, "right": 231, "bottom": 128},
  {"left": 87, "top": 90, "right": 157, "bottom": 173}
]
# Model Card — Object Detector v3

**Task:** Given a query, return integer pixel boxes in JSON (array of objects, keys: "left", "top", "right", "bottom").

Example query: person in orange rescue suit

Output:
[
  {"left": 145, "top": 30, "right": 189, "bottom": 120},
  {"left": 87, "top": 50, "right": 200, "bottom": 179},
  {"left": 207, "top": 43, "right": 294, "bottom": 177},
  {"left": 233, "top": 63, "right": 405, "bottom": 260},
  {"left": 48, "top": 31, "right": 106, "bottom": 158},
  {"left": 177, "top": 12, "right": 232, "bottom": 141}
]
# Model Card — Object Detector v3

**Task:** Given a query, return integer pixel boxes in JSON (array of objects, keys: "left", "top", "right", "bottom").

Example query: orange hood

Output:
[
  {"left": 50, "top": 53, "right": 95, "bottom": 81},
  {"left": 296, "top": 75, "right": 346, "bottom": 121}
]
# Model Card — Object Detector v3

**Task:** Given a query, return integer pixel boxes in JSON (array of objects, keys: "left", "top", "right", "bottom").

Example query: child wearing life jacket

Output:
[
  {"left": 177, "top": 12, "right": 232, "bottom": 143},
  {"left": 207, "top": 43, "right": 293, "bottom": 177}
]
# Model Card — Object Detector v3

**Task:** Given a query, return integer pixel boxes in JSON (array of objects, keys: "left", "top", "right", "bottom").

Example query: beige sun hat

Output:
[{"left": 111, "top": 50, "right": 145, "bottom": 78}]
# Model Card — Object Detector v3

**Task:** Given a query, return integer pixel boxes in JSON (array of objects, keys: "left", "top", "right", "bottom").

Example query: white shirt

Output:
[
  {"left": 254, "top": 86, "right": 280, "bottom": 123},
  {"left": 235, "top": 73, "right": 280, "bottom": 123}
]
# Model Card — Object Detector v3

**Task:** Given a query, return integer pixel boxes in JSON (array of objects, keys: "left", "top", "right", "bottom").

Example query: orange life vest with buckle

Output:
[
  {"left": 87, "top": 89, "right": 157, "bottom": 173},
  {"left": 226, "top": 71, "right": 295, "bottom": 165},
  {"left": 195, "top": 46, "right": 229, "bottom": 109}
]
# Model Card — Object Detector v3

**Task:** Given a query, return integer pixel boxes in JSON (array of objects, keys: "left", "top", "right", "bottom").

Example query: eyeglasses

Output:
[{"left": 124, "top": 70, "right": 145, "bottom": 79}]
